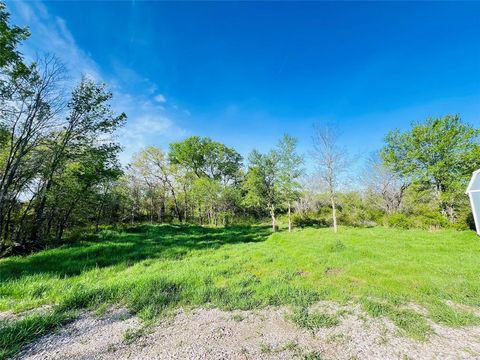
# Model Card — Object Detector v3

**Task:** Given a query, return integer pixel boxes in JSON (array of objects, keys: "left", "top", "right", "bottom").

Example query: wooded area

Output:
[{"left": 1, "top": 2, "right": 480, "bottom": 256}]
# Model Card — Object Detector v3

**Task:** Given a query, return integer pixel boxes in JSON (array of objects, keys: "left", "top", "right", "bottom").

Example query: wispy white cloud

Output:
[
  {"left": 154, "top": 94, "right": 167, "bottom": 103},
  {"left": 113, "top": 92, "right": 186, "bottom": 164},
  {"left": 117, "top": 115, "right": 185, "bottom": 164},
  {"left": 11, "top": 1, "right": 100, "bottom": 80},
  {"left": 9, "top": 0, "right": 187, "bottom": 165}
]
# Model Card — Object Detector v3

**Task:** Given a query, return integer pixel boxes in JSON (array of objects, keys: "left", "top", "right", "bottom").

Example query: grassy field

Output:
[{"left": 1, "top": 224, "right": 480, "bottom": 358}]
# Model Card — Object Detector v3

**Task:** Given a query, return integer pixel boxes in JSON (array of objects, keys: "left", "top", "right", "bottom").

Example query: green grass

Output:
[
  {"left": 1, "top": 224, "right": 480, "bottom": 358},
  {"left": 122, "top": 327, "right": 147, "bottom": 344},
  {"left": 290, "top": 307, "right": 340, "bottom": 331},
  {"left": 0, "top": 310, "right": 75, "bottom": 359}
]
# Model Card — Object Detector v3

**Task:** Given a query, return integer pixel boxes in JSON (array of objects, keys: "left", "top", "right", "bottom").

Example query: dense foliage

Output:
[{"left": 0, "top": 4, "right": 125, "bottom": 255}]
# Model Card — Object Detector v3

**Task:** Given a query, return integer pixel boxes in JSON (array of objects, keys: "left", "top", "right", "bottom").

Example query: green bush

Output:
[
  {"left": 383, "top": 213, "right": 413, "bottom": 229},
  {"left": 412, "top": 211, "right": 448, "bottom": 230},
  {"left": 383, "top": 210, "right": 452, "bottom": 230},
  {"left": 291, "top": 214, "right": 328, "bottom": 228}
]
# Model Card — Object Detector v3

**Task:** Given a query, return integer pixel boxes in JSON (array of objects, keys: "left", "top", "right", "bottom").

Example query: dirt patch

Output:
[
  {"left": 294, "top": 270, "right": 309, "bottom": 277},
  {"left": 446, "top": 300, "right": 480, "bottom": 317},
  {"left": 17, "top": 302, "right": 480, "bottom": 359},
  {"left": 324, "top": 267, "right": 344, "bottom": 276},
  {"left": 1, "top": 305, "right": 54, "bottom": 322}
]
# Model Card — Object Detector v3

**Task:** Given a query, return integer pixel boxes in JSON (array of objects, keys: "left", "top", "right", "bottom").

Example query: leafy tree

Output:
[
  {"left": 129, "top": 146, "right": 183, "bottom": 222},
  {"left": 29, "top": 77, "right": 126, "bottom": 243},
  {"left": 243, "top": 149, "right": 281, "bottom": 231},
  {"left": 0, "top": 56, "right": 65, "bottom": 244},
  {"left": 46, "top": 144, "right": 123, "bottom": 241},
  {"left": 0, "top": 1, "right": 29, "bottom": 77},
  {"left": 276, "top": 134, "right": 304, "bottom": 232},
  {"left": 191, "top": 177, "right": 222, "bottom": 225},
  {"left": 169, "top": 136, "right": 242, "bottom": 184},
  {"left": 381, "top": 115, "right": 480, "bottom": 222}
]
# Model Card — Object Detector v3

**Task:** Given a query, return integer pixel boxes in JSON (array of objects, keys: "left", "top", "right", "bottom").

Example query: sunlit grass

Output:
[{"left": 1, "top": 224, "right": 480, "bottom": 358}]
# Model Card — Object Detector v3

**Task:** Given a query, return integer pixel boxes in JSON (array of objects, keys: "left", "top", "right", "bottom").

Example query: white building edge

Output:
[{"left": 466, "top": 169, "right": 480, "bottom": 235}]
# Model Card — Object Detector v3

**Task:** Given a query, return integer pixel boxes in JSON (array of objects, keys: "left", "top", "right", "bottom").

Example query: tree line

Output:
[
  {"left": 0, "top": 4, "right": 125, "bottom": 254},
  {"left": 1, "top": 2, "right": 480, "bottom": 255}
]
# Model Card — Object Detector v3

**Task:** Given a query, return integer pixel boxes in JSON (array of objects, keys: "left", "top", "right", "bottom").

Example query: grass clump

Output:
[
  {"left": 282, "top": 339, "right": 300, "bottom": 351},
  {"left": 429, "top": 302, "right": 480, "bottom": 327},
  {"left": 259, "top": 343, "right": 273, "bottom": 353},
  {"left": 301, "top": 350, "right": 323, "bottom": 360},
  {"left": 324, "top": 239, "right": 346, "bottom": 252},
  {"left": 0, "top": 310, "right": 75, "bottom": 359},
  {"left": 123, "top": 327, "right": 147, "bottom": 344},
  {"left": 231, "top": 313, "right": 244, "bottom": 322},
  {"left": 290, "top": 307, "right": 339, "bottom": 332},
  {"left": 361, "top": 298, "right": 431, "bottom": 340}
]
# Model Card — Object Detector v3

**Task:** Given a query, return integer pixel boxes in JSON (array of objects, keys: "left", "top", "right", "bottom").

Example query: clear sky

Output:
[{"left": 8, "top": 1, "right": 480, "bottom": 170}]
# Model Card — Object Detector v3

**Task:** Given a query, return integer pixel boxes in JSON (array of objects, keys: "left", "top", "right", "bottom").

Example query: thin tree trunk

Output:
[
  {"left": 288, "top": 202, "right": 292, "bottom": 232},
  {"left": 331, "top": 195, "right": 337, "bottom": 233},
  {"left": 95, "top": 201, "right": 104, "bottom": 232},
  {"left": 150, "top": 195, "right": 154, "bottom": 224},
  {"left": 270, "top": 206, "right": 276, "bottom": 232},
  {"left": 3, "top": 203, "right": 13, "bottom": 242},
  {"left": 158, "top": 198, "right": 164, "bottom": 223}
]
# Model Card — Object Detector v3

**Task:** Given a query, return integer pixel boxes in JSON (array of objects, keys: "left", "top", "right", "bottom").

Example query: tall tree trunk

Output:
[
  {"left": 150, "top": 195, "right": 154, "bottom": 224},
  {"left": 158, "top": 198, "right": 164, "bottom": 223},
  {"left": 270, "top": 205, "right": 276, "bottom": 232},
  {"left": 55, "top": 202, "right": 75, "bottom": 243},
  {"left": 168, "top": 186, "right": 182, "bottom": 222},
  {"left": 288, "top": 202, "right": 292, "bottom": 232},
  {"left": 3, "top": 203, "right": 13, "bottom": 242},
  {"left": 95, "top": 201, "right": 104, "bottom": 232},
  {"left": 331, "top": 195, "right": 337, "bottom": 233}
]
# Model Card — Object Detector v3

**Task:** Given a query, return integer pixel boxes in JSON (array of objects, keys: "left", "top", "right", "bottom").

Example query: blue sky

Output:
[{"left": 8, "top": 1, "right": 480, "bottom": 170}]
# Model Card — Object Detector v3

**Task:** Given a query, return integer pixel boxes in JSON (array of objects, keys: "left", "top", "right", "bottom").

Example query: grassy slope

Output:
[{"left": 1, "top": 225, "right": 480, "bottom": 357}]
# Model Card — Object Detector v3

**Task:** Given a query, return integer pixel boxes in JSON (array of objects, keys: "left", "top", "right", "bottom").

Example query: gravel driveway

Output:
[{"left": 16, "top": 302, "right": 480, "bottom": 360}]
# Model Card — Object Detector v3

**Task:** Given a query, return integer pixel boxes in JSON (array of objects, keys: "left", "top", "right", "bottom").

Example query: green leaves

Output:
[
  {"left": 0, "top": 2, "right": 29, "bottom": 71},
  {"left": 381, "top": 115, "right": 480, "bottom": 222},
  {"left": 276, "top": 133, "right": 304, "bottom": 204},
  {"left": 382, "top": 115, "right": 480, "bottom": 190},
  {"left": 169, "top": 136, "right": 242, "bottom": 183}
]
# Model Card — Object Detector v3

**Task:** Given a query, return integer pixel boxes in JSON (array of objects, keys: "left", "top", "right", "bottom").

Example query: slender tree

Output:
[
  {"left": 130, "top": 146, "right": 183, "bottom": 222},
  {"left": 312, "top": 124, "right": 348, "bottom": 233},
  {"left": 243, "top": 149, "right": 281, "bottom": 231},
  {"left": 361, "top": 153, "right": 408, "bottom": 214},
  {"left": 277, "top": 134, "right": 304, "bottom": 232},
  {"left": 29, "top": 77, "right": 126, "bottom": 243},
  {"left": 0, "top": 55, "right": 66, "bottom": 244}
]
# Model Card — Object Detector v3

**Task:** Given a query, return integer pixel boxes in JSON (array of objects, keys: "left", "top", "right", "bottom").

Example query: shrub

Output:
[
  {"left": 412, "top": 211, "right": 448, "bottom": 230},
  {"left": 291, "top": 214, "right": 328, "bottom": 228},
  {"left": 290, "top": 307, "right": 339, "bottom": 331},
  {"left": 383, "top": 213, "right": 413, "bottom": 229}
]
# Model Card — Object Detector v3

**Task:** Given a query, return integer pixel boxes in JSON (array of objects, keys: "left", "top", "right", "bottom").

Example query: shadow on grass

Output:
[{"left": 0, "top": 224, "right": 271, "bottom": 281}]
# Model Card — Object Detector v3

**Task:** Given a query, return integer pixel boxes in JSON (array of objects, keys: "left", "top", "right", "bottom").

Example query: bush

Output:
[
  {"left": 383, "top": 210, "right": 450, "bottom": 230},
  {"left": 383, "top": 213, "right": 413, "bottom": 229},
  {"left": 412, "top": 211, "right": 448, "bottom": 230},
  {"left": 291, "top": 214, "right": 328, "bottom": 228}
]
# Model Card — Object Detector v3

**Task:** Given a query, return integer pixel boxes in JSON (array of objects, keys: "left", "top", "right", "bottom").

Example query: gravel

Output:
[{"left": 16, "top": 302, "right": 480, "bottom": 360}]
